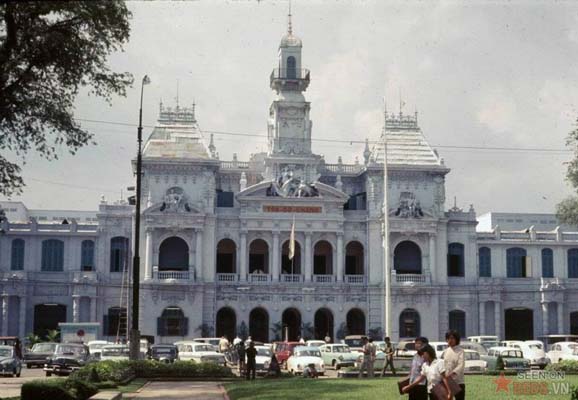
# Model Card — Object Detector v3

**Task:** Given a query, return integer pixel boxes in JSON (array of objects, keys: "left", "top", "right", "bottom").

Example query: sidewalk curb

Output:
[{"left": 219, "top": 384, "right": 231, "bottom": 400}]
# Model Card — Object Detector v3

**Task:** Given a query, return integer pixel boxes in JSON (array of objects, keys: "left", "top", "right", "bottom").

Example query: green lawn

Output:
[
  {"left": 116, "top": 377, "right": 147, "bottom": 393},
  {"left": 225, "top": 375, "right": 578, "bottom": 400}
]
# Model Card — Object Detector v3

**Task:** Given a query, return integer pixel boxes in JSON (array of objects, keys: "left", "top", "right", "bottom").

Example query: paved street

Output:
[
  {"left": 0, "top": 366, "right": 54, "bottom": 398},
  {"left": 125, "top": 381, "right": 227, "bottom": 400}
]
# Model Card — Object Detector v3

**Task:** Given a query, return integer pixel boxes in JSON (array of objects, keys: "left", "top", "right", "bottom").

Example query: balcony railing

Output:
[
  {"left": 344, "top": 275, "right": 366, "bottom": 285},
  {"left": 270, "top": 68, "right": 310, "bottom": 81},
  {"left": 216, "top": 273, "right": 238, "bottom": 283},
  {"left": 393, "top": 272, "right": 429, "bottom": 285},
  {"left": 155, "top": 270, "right": 190, "bottom": 280},
  {"left": 313, "top": 275, "right": 335, "bottom": 284},
  {"left": 72, "top": 271, "right": 100, "bottom": 283},
  {"left": 248, "top": 274, "right": 270, "bottom": 283},
  {"left": 280, "top": 274, "right": 303, "bottom": 283}
]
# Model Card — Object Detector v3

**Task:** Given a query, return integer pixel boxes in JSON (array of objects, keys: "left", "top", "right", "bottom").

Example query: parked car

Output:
[
  {"left": 0, "top": 345, "right": 22, "bottom": 377},
  {"left": 87, "top": 340, "right": 109, "bottom": 361},
  {"left": 286, "top": 346, "right": 325, "bottom": 375},
  {"left": 44, "top": 343, "right": 90, "bottom": 376},
  {"left": 149, "top": 344, "right": 178, "bottom": 363},
  {"left": 546, "top": 341, "right": 578, "bottom": 364},
  {"left": 538, "top": 335, "right": 578, "bottom": 351},
  {"left": 306, "top": 340, "right": 326, "bottom": 348},
  {"left": 193, "top": 338, "right": 222, "bottom": 348},
  {"left": 463, "top": 350, "right": 487, "bottom": 373},
  {"left": 319, "top": 344, "right": 358, "bottom": 369},
  {"left": 253, "top": 345, "right": 273, "bottom": 375},
  {"left": 395, "top": 340, "right": 417, "bottom": 358},
  {"left": 23, "top": 342, "right": 57, "bottom": 369},
  {"left": 342, "top": 335, "right": 365, "bottom": 352},
  {"left": 100, "top": 345, "right": 130, "bottom": 361},
  {"left": 174, "top": 341, "right": 226, "bottom": 366},
  {"left": 482, "top": 347, "right": 529, "bottom": 371},
  {"left": 273, "top": 341, "right": 301, "bottom": 368},
  {"left": 468, "top": 336, "right": 499, "bottom": 344},
  {"left": 499, "top": 340, "right": 549, "bottom": 369},
  {"left": 429, "top": 342, "right": 449, "bottom": 359},
  {"left": 460, "top": 341, "right": 488, "bottom": 356}
]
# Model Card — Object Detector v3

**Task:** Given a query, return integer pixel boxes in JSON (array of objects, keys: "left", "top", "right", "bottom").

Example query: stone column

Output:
[
  {"left": 1, "top": 295, "right": 9, "bottom": 336},
  {"left": 195, "top": 229, "right": 203, "bottom": 281},
  {"left": 73, "top": 296, "right": 80, "bottom": 323},
  {"left": 90, "top": 297, "right": 97, "bottom": 323},
  {"left": 305, "top": 233, "right": 312, "bottom": 282},
  {"left": 19, "top": 295, "right": 27, "bottom": 338},
  {"left": 479, "top": 301, "right": 485, "bottom": 335},
  {"left": 557, "top": 302, "right": 564, "bottom": 335},
  {"left": 542, "top": 302, "right": 549, "bottom": 336},
  {"left": 494, "top": 301, "right": 501, "bottom": 338},
  {"left": 429, "top": 233, "right": 436, "bottom": 279},
  {"left": 144, "top": 229, "right": 153, "bottom": 280},
  {"left": 239, "top": 231, "right": 247, "bottom": 281},
  {"left": 272, "top": 232, "right": 280, "bottom": 282},
  {"left": 336, "top": 233, "right": 344, "bottom": 282}
]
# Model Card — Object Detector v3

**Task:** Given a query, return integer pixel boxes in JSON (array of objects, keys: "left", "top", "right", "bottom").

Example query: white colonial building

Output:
[{"left": 1, "top": 21, "right": 578, "bottom": 344}]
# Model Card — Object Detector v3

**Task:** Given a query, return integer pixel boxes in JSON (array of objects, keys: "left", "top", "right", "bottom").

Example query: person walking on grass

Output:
[
  {"left": 367, "top": 337, "right": 376, "bottom": 378},
  {"left": 444, "top": 330, "right": 465, "bottom": 400},
  {"left": 401, "top": 344, "right": 452, "bottom": 400},
  {"left": 358, "top": 336, "right": 370, "bottom": 378},
  {"left": 246, "top": 341, "right": 257, "bottom": 380},
  {"left": 237, "top": 339, "right": 246, "bottom": 376},
  {"left": 381, "top": 336, "right": 396, "bottom": 377},
  {"left": 405, "top": 337, "right": 429, "bottom": 400}
]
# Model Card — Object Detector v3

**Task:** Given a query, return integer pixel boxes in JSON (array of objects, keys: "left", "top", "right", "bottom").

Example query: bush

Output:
[
  {"left": 571, "top": 384, "right": 578, "bottom": 400},
  {"left": 72, "top": 360, "right": 134, "bottom": 383},
  {"left": 21, "top": 380, "right": 75, "bottom": 400},
  {"left": 65, "top": 378, "right": 98, "bottom": 400},
  {"left": 546, "top": 360, "right": 578, "bottom": 373}
]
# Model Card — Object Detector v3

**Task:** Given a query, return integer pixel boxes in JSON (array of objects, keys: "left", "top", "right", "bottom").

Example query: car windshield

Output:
[
  {"left": 153, "top": 348, "right": 175, "bottom": 355},
  {"left": 296, "top": 350, "right": 321, "bottom": 357},
  {"left": 56, "top": 345, "right": 85, "bottom": 356},
  {"left": 257, "top": 348, "right": 271, "bottom": 357},
  {"left": 465, "top": 352, "right": 480, "bottom": 360},
  {"left": 0, "top": 348, "right": 12, "bottom": 357},
  {"left": 481, "top": 342, "right": 499, "bottom": 350},
  {"left": 33, "top": 343, "right": 56, "bottom": 353},
  {"left": 502, "top": 350, "right": 523, "bottom": 358},
  {"left": 344, "top": 339, "right": 363, "bottom": 347},
  {"left": 102, "top": 347, "right": 129, "bottom": 356},
  {"left": 89, "top": 343, "right": 107, "bottom": 350},
  {"left": 400, "top": 343, "right": 416, "bottom": 351},
  {"left": 194, "top": 345, "right": 213, "bottom": 352},
  {"left": 332, "top": 346, "right": 350, "bottom": 353},
  {"left": 528, "top": 344, "right": 543, "bottom": 350}
]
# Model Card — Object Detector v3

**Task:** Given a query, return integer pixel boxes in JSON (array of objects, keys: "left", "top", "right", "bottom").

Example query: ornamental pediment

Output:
[{"left": 237, "top": 181, "right": 348, "bottom": 202}]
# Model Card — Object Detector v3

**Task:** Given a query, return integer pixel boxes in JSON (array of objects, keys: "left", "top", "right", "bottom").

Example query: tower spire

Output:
[{"left": 288, "top": 0, "right": 293, "bottom": 35}]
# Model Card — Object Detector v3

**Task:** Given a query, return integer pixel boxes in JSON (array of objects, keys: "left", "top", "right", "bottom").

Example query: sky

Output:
[{"left": 3, "top": 0, "right": 578, "bottom": 216}]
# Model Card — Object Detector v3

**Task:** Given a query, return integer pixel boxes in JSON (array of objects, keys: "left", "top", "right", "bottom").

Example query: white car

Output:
[
  {"left": 464, "top": 350, "right": 487, "bottom": 373},
  {"left": 429, "top": 342, "right": 449, "bottom": 359},
  {"left": 175, "top": 341, "right": 226, "bottom": 366},
  {"left": 500, "top": 340, "right": 549, "bottom": 369},
  {"left": 100, "top": 345, "right": 130, "bottom": 361},
  {"left": 286, "top": 346, "right": 325, "bottom": 375},
  {"left": 87, "top": 340, "right": 110, "bottom": 360},
  {"left": 546, "top": 342, "right": 578, "bottom": 364},
  {"left": 306, "top": 340, "right": 326, "bottom": 348},
  {"left": 253, "top": 345, "right": 273, "bottom": 374}
]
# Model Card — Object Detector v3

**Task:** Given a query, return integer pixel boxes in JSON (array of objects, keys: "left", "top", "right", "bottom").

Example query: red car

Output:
[{"left": 273, "top": 342, "right": 301, "bottom": 368}]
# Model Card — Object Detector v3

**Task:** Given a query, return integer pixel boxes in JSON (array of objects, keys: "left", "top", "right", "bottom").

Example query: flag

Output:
[{"left": 289, "top": 216, "right": 295, "bottom": 260}]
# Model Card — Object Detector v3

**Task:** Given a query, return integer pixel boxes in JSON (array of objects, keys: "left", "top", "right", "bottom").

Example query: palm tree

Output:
[
  {"left": 301, "top": 322, "right": 314, "bottom": 340},
  {"left": 25, "top": 333, "right": 41, "bottom": 349},
  {"left": 270, "top": 321, "right": 283, "bottom": 341},
  {"left": 45, "top": 329, "right": 60, "bottom": 343},
  {"left": 195, "top": 323, "right": 213, "bottom": 337}
]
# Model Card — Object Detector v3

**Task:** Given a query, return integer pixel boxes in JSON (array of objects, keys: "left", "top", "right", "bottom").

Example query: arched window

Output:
[
  {"left": 159, "top": 237, "right": 189, "bottom": 271},
  {"left": 110, "top": 237, "right": 129, "bottom": 272},
  {"left": 542, "top": 248, "right": 554, "bottom": 278},
  {"left": 282, "top": 240, "right": 301, "bottom": 275},
  {"left": 449, "top": 310, "right": 466, "bottom": 338},
  {"left": 394, "top": 241, "right": 422, "bottom": 274},
  {"left": 571, "top": 312, "right": 578, "bottom": 335},
  {"left": 81, "top": 240, "right": 95, "bottom": 271},
  {"left": 507, "top": 247, "right": 528, "bottom": 278},
  {"left": 399, "top": 309, "right": 420, "bottom": 338},
  {"left": 158, "top": 307, "right": 188, "bottom": 336},
  {"left": 11, "top": 239, "right": 24, "bottom": 271},
  {"left": 479, "top": 247, "right": 491, "bottom": 277},
  {"left": 447, "top": 243, "right": 464, "bottom": 277},
  {"left": 345, "top": 241, "right": 364, "bottom": 275},
  {"left": 286, "top": 56, "right": 296, "bottom": 78},
  {"left": 249, "top": 239, "right": 269, "bottom": 274},
  {"left": 216, "top": 239, "right": 237, "bottom": 274},
  {"left": 216, "top": 307, "right": 237, "bottom": 339},
  {"left": 41, "top": 239, "right": 64, "bottom": 271},
  {"left": 313, "top": 240, "right": 333, "bottom": 275},
  {"left": 569, "top": 249, "right": 578, "bottom": 278},
  {"left": 346, "top": 308, "right": 365, "bottom": 335}
]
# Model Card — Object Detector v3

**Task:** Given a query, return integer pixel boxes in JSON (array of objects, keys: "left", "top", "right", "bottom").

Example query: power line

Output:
[{"left": 75, "top": 117, "right": 572, "bottom": 154}]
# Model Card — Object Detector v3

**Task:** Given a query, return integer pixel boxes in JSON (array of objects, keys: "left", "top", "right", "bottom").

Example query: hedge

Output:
[
  {"left": 71, "top": 360, "right": 234, "bottom": 383},
  {"left": 21, "top": 378, "right": 97, "bottom": 400},
  {"left": 546, "top": 360, "right": 578, "bottom": 373}
]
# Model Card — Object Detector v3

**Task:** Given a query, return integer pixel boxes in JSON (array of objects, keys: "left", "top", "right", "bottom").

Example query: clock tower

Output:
[{"left": 266, "top": 11, "right": 320, "bottom": 182}]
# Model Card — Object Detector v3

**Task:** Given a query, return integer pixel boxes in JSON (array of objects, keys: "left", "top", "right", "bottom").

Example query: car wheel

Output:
[
  {"left": 45, "top": 371, "right": 52, "bottom": 377},
  {"left": 26, "top": 364, "right": 32, "bottom": 369}
]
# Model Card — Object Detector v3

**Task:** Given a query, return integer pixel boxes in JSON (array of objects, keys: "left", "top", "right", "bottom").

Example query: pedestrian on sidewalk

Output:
[
  {"left": 237, "top": 340, "right": 246, "bottom": 376},
  {"left": 246, "top": 341, "right": 257, "bottom": 380},
  {"left": 381, "top": 337, "right": 396, "bottom": 377}
]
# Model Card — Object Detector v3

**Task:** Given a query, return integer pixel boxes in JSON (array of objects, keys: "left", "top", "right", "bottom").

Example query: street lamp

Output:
[{"left": 130, "top": 75, "right": 150, "bottom": 360}]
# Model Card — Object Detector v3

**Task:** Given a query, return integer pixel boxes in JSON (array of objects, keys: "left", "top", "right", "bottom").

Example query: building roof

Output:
[
  {"left": 143, "top": 104, "right": 212, "bottom": 160},
  {"left": 370, "top": 112, "right": 444, "bottom": 167}
]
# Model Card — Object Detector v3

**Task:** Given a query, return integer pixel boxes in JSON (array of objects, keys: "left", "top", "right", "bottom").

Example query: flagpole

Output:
[{"left": 383, "top": 97, "right": 392, "bottom": 338}]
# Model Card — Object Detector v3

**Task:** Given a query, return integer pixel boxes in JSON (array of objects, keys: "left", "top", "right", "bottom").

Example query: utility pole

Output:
[
  {"left": 130, "top": 75, "right": 150, "bottom": 360},
  {"left": 383, "top": 98, "right": 392, "bottom": 338}
]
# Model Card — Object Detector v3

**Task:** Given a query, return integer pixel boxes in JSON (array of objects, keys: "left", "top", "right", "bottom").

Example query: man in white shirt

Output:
[{"left": 444, "top": 330, "right": 465, "bottom": 400}]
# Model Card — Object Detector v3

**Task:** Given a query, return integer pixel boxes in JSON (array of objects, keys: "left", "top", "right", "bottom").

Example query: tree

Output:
[
  {"left": 557, "top": 122, "right": 578, "bottom": 224},
  {"left": 25, "top": 333, "right": 41, "bottom": 348},
  {"left": 45, "top": 329, "right": 60, "bottom": 342},
  {"left": 301, "top": 322, "right": 314, "bottom": 340},
  {"left": 0, "top": 2, "right": 133, "bottom": 196},
  {"left": 270, "top": 321, "right": 283, "bottom": 341},
  {"left": 237, "top": 321, "right": 248, "bottom": 340},
  {"left": 195, "top": 323, "right": 213, "bottom": 338}
]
